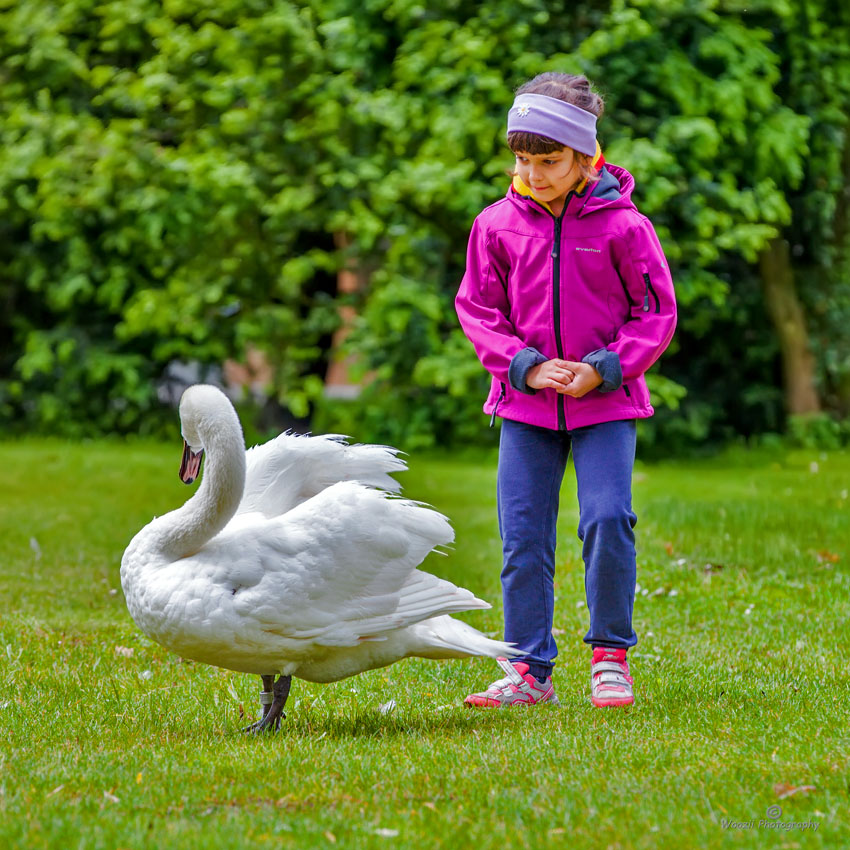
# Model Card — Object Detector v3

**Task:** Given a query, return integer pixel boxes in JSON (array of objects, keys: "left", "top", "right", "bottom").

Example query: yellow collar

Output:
[{"left": 512, "top": 141, "right": 603, "bottom": 214}]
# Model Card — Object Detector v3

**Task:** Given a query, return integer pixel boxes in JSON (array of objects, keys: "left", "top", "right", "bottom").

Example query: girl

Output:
[{"left": 455, "top": 72, "right": 676, "bottom": 708}]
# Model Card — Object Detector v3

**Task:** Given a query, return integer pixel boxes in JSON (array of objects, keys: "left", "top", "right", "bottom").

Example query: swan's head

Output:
[{"left": 177, "top": 384, "right": 241, "bottom": 485}]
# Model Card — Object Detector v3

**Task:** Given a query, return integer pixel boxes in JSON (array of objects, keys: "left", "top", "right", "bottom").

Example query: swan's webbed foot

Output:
[{"left": 242, "top": 674, "right": 292, "bottom": 734}]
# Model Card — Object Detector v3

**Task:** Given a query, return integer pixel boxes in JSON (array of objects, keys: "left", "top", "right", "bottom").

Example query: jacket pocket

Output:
[
  {"left": 623, "top": 383, "right": 631, "bottom": 399},
  {"left": 642, "top": 273, "right": 661, "bottom": 314}
]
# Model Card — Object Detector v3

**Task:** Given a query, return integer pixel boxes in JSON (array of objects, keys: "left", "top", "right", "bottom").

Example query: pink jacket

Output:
[{"left": 455, "top": 164, "right": 677, "bottom": 431}]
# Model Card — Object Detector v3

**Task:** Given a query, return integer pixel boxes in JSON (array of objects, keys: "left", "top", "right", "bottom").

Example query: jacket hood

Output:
[{"left": 509, "top": 162, "right": 637, "bottom": 218}]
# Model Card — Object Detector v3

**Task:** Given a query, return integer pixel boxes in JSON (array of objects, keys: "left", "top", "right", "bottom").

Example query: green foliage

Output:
[
  {"left": 0, "top": 0, "right": 341, "bottom": 434},
  {"left": 787, "top": 413, "right": 850, "bottom": 451},
  {"left": 320, "top": 0, "right": 823, "bottom": 447},
  {"left": 1, "top": 0, "right": 849, "bottom": 447}
]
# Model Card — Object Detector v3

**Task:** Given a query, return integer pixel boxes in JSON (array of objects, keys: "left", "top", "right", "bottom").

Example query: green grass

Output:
[{"left": 1, "top": 438, "right": 848, "bottom": 848}]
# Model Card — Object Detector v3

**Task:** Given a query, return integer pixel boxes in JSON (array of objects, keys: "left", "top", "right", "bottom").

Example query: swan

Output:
[{"left": 120, "top": 384, "right": 516, "bottom": 731}]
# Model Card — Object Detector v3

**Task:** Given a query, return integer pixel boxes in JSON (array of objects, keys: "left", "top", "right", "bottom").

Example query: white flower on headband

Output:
[{"left": 516, "top": 104, "right": 531, "bottom": 116}]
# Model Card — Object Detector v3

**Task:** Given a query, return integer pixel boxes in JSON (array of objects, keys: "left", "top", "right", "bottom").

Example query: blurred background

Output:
[{"left": 1, "top": 0, "right": 848, "bottom": 453}]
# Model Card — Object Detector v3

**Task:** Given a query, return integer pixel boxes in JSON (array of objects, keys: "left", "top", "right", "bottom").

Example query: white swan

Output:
[{"left": 120, "top": 384, "right": 515, "bottom": 731}]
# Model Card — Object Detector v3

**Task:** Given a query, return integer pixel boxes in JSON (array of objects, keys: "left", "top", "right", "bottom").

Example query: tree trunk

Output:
[
  {"left": 758, "top": 237, "right": 821, "bottom": 415},
  {"left": 828, "top": 115, "right": 850, "bottom": 413}
]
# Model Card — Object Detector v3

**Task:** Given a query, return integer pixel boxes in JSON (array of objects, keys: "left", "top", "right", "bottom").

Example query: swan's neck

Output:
[{"left": 155, "top": 424, "right": 246, "bottom": 559}]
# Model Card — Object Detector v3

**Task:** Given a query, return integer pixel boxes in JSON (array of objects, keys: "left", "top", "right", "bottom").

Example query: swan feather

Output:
[{"left": 239, "top": 432, "right": 406, "bottom": 518}]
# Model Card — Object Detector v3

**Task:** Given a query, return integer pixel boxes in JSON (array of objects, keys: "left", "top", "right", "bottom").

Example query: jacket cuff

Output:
[
  {"left": 508, "top": 347, "right": 548, "bottom": 394},
  {"left": 582, "top": 348, "right": 622, "bottom": 392}
]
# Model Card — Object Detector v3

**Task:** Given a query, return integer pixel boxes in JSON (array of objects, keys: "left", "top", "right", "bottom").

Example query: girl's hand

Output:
[
  {"left": 559, "top": 361, "right": 603, "bottom": 397},
  {"left": 526, "top": 359, "right": 575, "bottom": 392}
]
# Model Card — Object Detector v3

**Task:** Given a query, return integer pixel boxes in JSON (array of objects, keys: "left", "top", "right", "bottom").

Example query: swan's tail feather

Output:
[
  {"left": 391, "top": 570, "right": 487, "bottom": 626},
  {"left": 408, "top": 615, "right": 521, "bottom": 660}
]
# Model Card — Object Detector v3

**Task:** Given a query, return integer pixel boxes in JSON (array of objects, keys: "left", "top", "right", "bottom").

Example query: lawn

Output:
[{"left": 1, "top": 436, "right": 848, "bottom": 849}]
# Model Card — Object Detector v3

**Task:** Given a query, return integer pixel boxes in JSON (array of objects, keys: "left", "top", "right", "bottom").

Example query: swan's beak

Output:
[{"left": 179, "top": 441, "right": 204, "bottom": 484}]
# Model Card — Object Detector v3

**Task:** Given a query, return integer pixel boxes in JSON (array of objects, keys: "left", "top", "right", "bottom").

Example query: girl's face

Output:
[{"left": 514, "top": 149, "right": 582, "bottom": 209}]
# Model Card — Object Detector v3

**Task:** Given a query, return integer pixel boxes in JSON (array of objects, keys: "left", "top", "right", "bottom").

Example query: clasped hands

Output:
[{"left": 526, "top": 358, "right": 603, "bottom": 398}]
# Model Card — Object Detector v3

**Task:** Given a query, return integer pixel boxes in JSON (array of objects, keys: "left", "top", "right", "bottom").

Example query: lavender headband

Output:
[{"left": 507, "top": 93, "right": 597, "bottom": 157}]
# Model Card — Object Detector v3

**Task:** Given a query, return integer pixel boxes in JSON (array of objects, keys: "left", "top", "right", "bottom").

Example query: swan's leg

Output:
[
  {"left": 259, "top": 674, "right": 275, "bottom": 720},
  {"left": 266, "top": 675, "right": 292, "bottom": 730},
  {"left": 241, "top": 675, "right": 276, "bottom": 733},
  {"left": 242, "top": 675, "right": 292, "bottom": 734}
]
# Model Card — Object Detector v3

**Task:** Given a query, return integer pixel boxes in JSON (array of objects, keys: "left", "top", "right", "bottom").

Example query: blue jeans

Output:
[{"left": 497, "top": 417, "right": 638, "bottom": 680}]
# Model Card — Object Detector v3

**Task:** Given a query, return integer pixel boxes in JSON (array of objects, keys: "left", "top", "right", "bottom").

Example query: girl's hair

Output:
[{"left": 507, "top": 73, "right": 605, "bottom": 185}]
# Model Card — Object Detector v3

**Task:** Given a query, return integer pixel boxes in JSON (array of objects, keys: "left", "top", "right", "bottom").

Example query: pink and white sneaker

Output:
[
  {"left": 464, "top": 657, "right": 560, "bottom": 707},
  {"left": 591, "top": 647, "right": 634, "bottom": 707}
]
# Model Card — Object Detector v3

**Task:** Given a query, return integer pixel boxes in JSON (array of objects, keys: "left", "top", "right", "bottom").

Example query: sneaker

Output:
[
  {"left": 464, "top": 657, "right": 560, "bottom": 707},
  {"left": 590, "top": 647, "right": 634, "bottom": 707}
]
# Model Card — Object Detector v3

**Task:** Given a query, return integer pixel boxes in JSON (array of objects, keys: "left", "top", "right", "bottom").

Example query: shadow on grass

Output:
[{"left": 234, "top": 704, "right": 547, "bottom": 742}]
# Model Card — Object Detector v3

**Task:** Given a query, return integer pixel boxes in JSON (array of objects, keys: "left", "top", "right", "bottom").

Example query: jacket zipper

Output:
[
  {"left": 489, "top": 383, "right": 505, "bottom": 428},
  {"left": 643, "top": 273, "right": 661, "bottom": 314},
  {"left": 551, "top": 200, "right": 570, "bottom": 431}
]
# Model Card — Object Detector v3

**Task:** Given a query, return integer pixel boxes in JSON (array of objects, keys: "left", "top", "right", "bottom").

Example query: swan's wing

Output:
[
  {"left": 200, "top": 481, "right": 487, "bottom": 647},
  {"left": 238, "top": 432, "right": 407, "bottom": 519}
]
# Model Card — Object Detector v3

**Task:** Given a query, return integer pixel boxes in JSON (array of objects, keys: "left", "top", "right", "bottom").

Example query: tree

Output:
[
  {"left": 769, "top": 0, "right": 850, "bottom": 419},
  {"left": 0, "top": 0, "right": 340, "bottom": 433},
  {"left": 2, "top": 0, "right": 849, "bottom": 448},
  {"left": 334, "top": 0, "right": 833, "bottom": 445}
]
